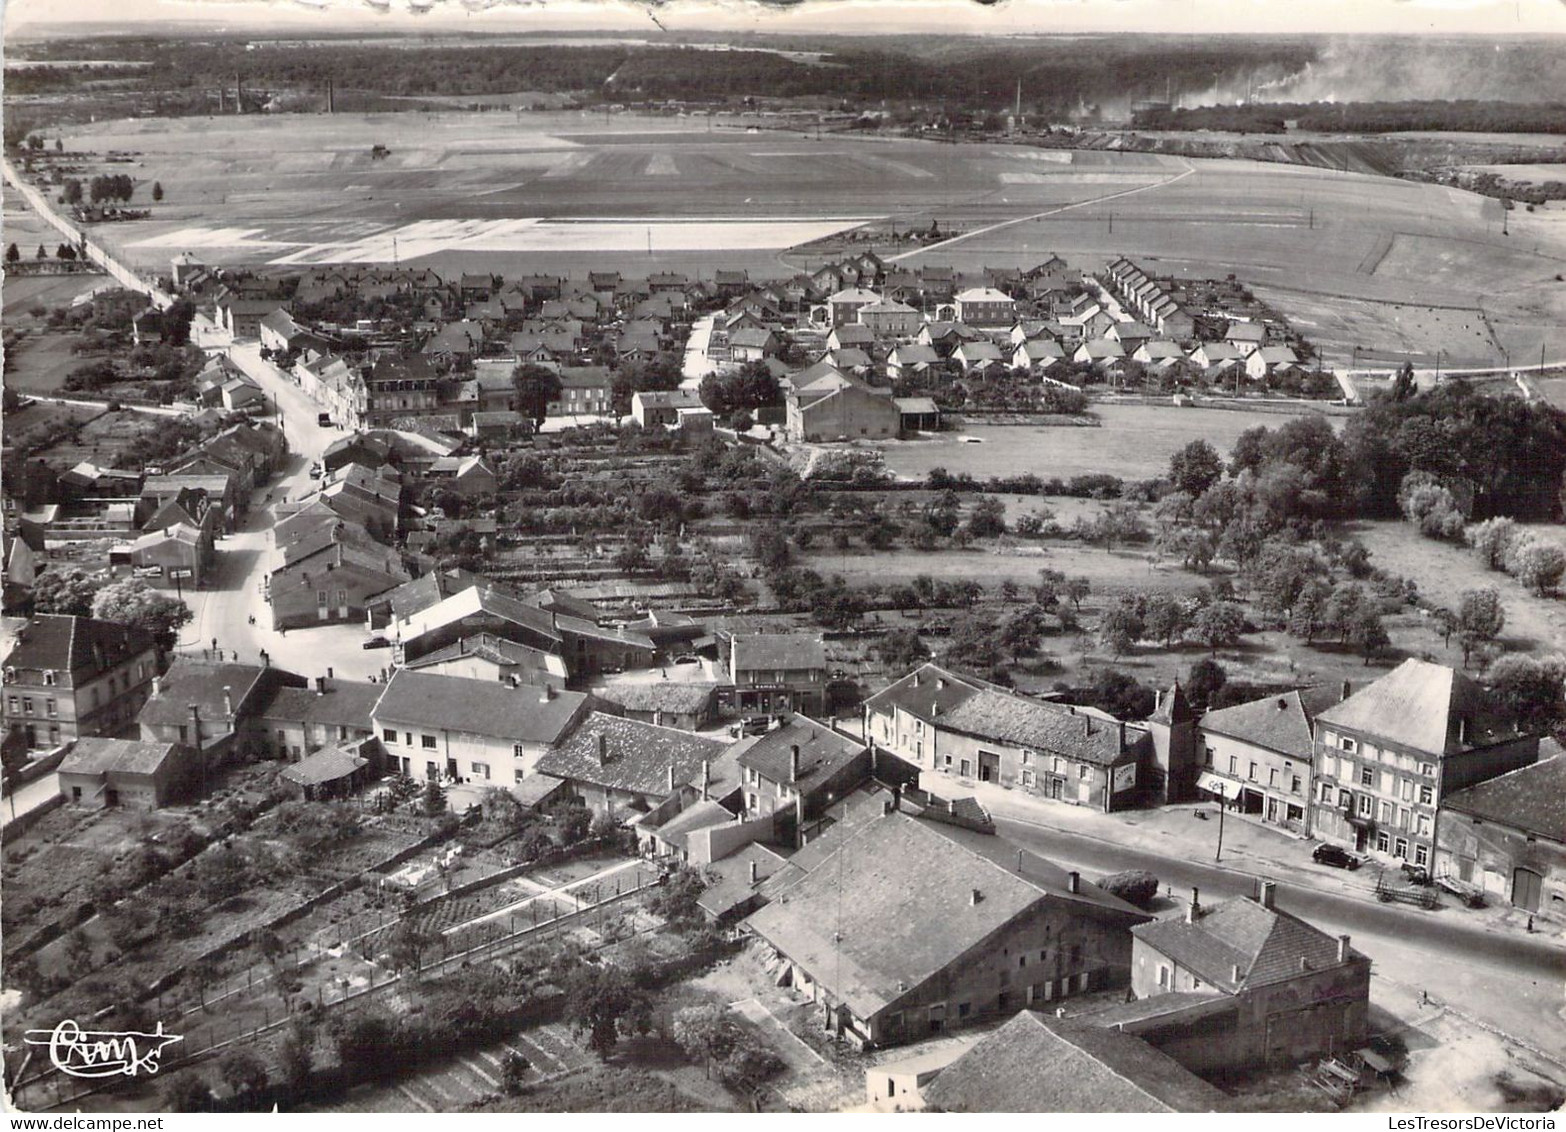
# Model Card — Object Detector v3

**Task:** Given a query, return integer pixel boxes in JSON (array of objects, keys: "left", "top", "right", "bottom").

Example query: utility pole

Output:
[{"left": 1215, "top": 795, "right": 1226, "bottom": 862}]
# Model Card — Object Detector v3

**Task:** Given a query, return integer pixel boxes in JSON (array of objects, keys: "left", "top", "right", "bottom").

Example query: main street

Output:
[
  {"left": 170, "top": 329, "right": 393, "bottom": 684},
  {"left": 992, "top": 812, "right": 1566, "bottom": 1058}
]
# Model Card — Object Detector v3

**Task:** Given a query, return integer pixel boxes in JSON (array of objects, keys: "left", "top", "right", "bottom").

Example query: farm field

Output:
[
  {"left": 43, "top": 109, "right": 1566, "bottom": 364},
  {"left": 877, "top": 402, "right": 1335, "bottom": 483}
]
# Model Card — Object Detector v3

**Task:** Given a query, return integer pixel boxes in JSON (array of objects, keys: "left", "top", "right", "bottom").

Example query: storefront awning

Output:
[{"left": 1195, "top": 772, "right": 1241, "bottom": 800}]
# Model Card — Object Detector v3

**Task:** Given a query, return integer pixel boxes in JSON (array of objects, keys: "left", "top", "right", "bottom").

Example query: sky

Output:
[{"left": 6, "top": 0, "right": 1566, "bottom": 37}]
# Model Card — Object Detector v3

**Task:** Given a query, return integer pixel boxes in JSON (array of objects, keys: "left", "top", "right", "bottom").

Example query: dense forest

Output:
[{"left": 1132, "top": 100, "right": 1566, "bottom": 136}]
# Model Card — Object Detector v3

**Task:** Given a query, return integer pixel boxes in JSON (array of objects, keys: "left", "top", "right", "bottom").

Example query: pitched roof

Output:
[
  {"left": 59, "top": 737, "right": 184, "bottom": 778},
  {"left": 257, "top": 679, "right": 385, "bottom": 729},
  {"left": 922, "top": 1010, "right": 1229, "bottom": 1113},
  {"left": 652, "top": 798, "right": 735, "bottom": 849},
  {"left": 280, "top": 739, "right": 375, "bottom": 787},
  {"left": 731, "top": 714, "right": 864, "bottom": 793},
  {"left": 731, "top": 633, "right": 826, "bottom": 672},
  {"left": 372, "top": 568, "right": 490, "bottom": 621},
  {"left": 403, "top": 633, "right": 567, "bottom": 678},
  {"left": 745, "top": 811, "right": 1146, "bottom": 1020},
  {"left": 955, "top": 287, "right": 1015, "bottom": 303},
  {"left": 1131, "top": 895, "right": 1362, "bottom": 994},
  {"left": 939, "top": 690, "right": 1133, "bottom": 766},
  {"left": 1198, "top": 687, "right": 1338, "bottom": 762},
  {"left": 3, "top": 615, "right": 157, "bottom": 678},
  {"left": 372, "top": 669, "right": 588, "bottom": 745},
  {"left": 139, "top": 660, "right": 303, "bottom": 727},
  {"left": 1315, "top": 658, "right": 1516, "bottom": 756},
  {"left": 596, "top": 681, "right": 720, "bottom": 715},
  {"left": 534, "top": 711, "right": 728, "bottom": 797},
  {"left": 1442, "top": 755, "right": 1566, "bottom": 843},
  {"left": 697, "top": 841, "right": 788, "bottom": 920},
  {"left": 863, "top": 663, "right": 987, "bottom": 723}
]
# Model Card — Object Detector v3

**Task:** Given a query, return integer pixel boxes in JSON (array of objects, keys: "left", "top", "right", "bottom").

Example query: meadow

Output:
[
  {"left": 877, "top": 402, "right": 1335, "bottom": 483},
  {"left": 48, "top": 109, "right": 1566, "bottom": 365}
]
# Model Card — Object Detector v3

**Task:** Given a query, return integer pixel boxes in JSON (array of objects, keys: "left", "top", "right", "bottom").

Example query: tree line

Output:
[{"left": 1133, "top": 100, "right": 1566, "bottom": 136}]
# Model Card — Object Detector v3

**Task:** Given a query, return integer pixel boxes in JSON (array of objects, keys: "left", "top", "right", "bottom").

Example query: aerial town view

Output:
[{"left": 2, "top": 0, "right": 1565, "bottom": 1117}]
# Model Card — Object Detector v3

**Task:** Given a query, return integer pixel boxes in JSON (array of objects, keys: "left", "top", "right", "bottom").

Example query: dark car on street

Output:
[{"left": 1312, "top": 844, "right": 1361, "bottom": 871}]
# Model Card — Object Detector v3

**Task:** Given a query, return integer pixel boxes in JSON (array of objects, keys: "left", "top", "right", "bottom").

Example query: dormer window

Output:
[
  {"left": 3, "top": 667, "right": 15, "bottom": 683},
  {"left": 42, "top": 670, "right": 57, "bottom": 686}
]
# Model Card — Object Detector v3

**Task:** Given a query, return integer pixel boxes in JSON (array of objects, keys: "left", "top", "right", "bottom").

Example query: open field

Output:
[
  {"left": 1459, "top": 164, "right": 1566, "bottom": 180},
  {"left": 41, "top": 111, "right": 1566, "bottom": 364},
  {"left": 877, "top": 402, "right": 1336, "bottom": 482}
]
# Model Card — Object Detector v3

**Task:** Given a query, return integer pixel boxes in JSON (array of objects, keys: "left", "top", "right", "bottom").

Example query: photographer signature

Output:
[{"left": 23, "top": 1020, "right": 183, "bottom": 1079}]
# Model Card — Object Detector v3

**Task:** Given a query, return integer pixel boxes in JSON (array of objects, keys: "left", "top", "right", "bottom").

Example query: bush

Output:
[{"left": 1098, "top": 870, "right": 1160, "bottom": 908}]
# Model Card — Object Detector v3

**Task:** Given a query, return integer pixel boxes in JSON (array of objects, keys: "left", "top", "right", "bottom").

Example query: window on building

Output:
[
  {"left": 1414, "top": 844, "right": 1429, "bottom": 867},
  {"left": 1358, "top": 794, "right": 1373, "bottom": 817},
  {"left": 514, "top": 744, "right": 527, "bottom": 760},
  {"left": 1394, "top": 837, "right": 1408, "bottom": 859},
  {"left": 380, "top": 728, "right": 398, "bottom": 743},
  {"left": 1249, "top": 762, "right": 1258, "bottom": 780},
  {"left": 1204, "top": 747, "right": 1214, "bottom": 767},
  {"left": 1021, "top": 750, "right": 1031, "bottom": 765},
  {"left": 421, "top": 734, "right": 437, "bottom": 750},
  {"left": 6, "top": 696, "right": 17, "bottom": 713},
  {"left": 178, "top": 725, "right": 188, "bottom": 742},
  {"left": 45, "top": 698, "right": 57, "bottom": 718},
  {"left": 1228, "top": 756, "right": 1238, "bottom": 774},
  {"left": 21, "top": 697, "right": 33, "bottom": 715},
  {"left": 1399, "top": 807, "right": 1410, "bottom": 829},
  {"left": 957, "top": 1003, "right": 970, "bottom": 1019},
  {"left": 1376, "top": 830, "right": 1390, "bottom": 852},
  {"left": 1341, "top": 737, "right": 1358, "bottom": 754},
  {"left": 1419, "top": 785, "right": 1434, "bottom": 806},
  {"left": 472, "top": 762, "right": 490, "bottom": 780},
  {"left": 1291, "top": 775, "right": 1302, "bottom": 794},
  {"left": 1287, "top": 804, "right": 1304, "bottom": 824},
  {"left": 1360, "top": 766, "right": 1374, "bottom": 787},
  {"left": 317, "top": 590, "right": 328, "bottom": 605},
  {"left": 1416, "top": 813, "right": 1430, "bottom": 836},
  {"left": 1319, "top": 782, "right": 1334, "bottom": 803},
  {"left": 514, "top": 769, "right": 525, "bottom": 784},
  {"left": 1268, "top": 768, "right": 1278, "bottom": 787},
  {"left": 1380, "top": 801, "right": 1394, "bottom": 824},
  {"left": 1021, "top": 769, "right": 1034, "bottom": 788},
  {"left": 1158, "top": 965, "right": 1171, "bottom": 989},
  {"left": 1420, "top": 762, "right": 1436, "bottom": 778},
  {"left": 1078, "top": 765, "right": 1089, "bottom": 780},
  {"left": 1338, "top": 787, "right": 1351, "bottom": 807},
  {"left": 42, "top": 670, "right": 56, "bottom": 686}
]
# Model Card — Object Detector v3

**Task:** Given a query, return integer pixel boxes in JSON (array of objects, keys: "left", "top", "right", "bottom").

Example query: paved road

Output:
[
  {"left": 169, "top": 335, "right": 394, "bottom": 683},
  {"left": 994, "top": 814, "right": 1566, "bottom": 1057}
]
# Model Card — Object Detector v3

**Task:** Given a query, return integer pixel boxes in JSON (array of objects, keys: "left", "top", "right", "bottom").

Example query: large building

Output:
[
  {"left": 1196, "top": 688, "right": 1338, "bottom": 836},
  {"left": 2, "top": 615, "right": 160, "bottom": 750},
  {"left": 1309, "top": 660, "right": 1540, "bottom": 872},
  {"left": 724, "top": 632, "right": 829, "bottom": 718},
  {"left": 1118, "top": 883, "right": 1371, "bottom": 1073},
  {"left": 57, "top": 737, "right": 197, "bottom": 810},
  {"left": 745, "top": 808, "right": 1149, "bottom": 1048},
  {"left": 1435, "top": 755, "right": 1566, "bottom": 918},
  {"left": 369, "top": 669, "right": 591, "bottom": 787}
]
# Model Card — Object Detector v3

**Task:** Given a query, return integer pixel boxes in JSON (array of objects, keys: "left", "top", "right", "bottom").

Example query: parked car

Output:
[
  {"left": 361, "top": 636, "right": 391, "bottom": 650},
  {"left": 1312, "top": 844, "right": 1361, "bottom": 871},
  {"left": 672, "top": 654, "right": 700, "bottom": 665},
  {"left": 317, "top": 413, "right": 333, "bottom": 427}
]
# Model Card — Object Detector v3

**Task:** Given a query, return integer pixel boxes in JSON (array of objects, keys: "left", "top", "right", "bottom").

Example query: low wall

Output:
[{"left": 1, "top": 793, "right": 65, "bottom": 846}]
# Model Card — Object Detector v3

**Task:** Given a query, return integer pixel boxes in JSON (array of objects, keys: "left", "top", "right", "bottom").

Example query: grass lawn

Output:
[
  {"left": 1349, "top": 520, "right": 1566, "bottom": 658},
  {"left": 803, "top": 543, "right": 1207, "bottom": 596},
  {"left": 5, "top": 332, "right": 96, "bottom": 396}
]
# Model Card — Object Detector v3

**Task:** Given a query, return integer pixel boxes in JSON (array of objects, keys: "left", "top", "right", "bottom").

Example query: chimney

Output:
[
  {"left": 748, "top": 860, "right": 759, "bottom": 886},
  {"left": 789, "top": 744, "right": 800, "bottom": 782},
  {"left": 1117, "top": 721, "right": 1126, "bottom": 749},
  {"left": 222, "top": 685, "right": 234, "bottom": 721},
  {"left": 970, "top": 888, "right": 981, "bottom": 906},
  {"left": 701, "top": 759, "right": 710, "bottom": 801},
  {"left": 327, "top": 667, "right": 334, "bottom": 679},
  {"left": 188, "top": 705, "right": 203, "bottom": 756},
  {"left": 1338, "top": 934, "right": 1351, "bottom": 963},
  {"left": 936, "top": 677, "right": 945, "bottom": 691},
  {"left": 152, "top": 675, "right": 163, "bottom": 698},
  {"left": 1258, "top": 880, "right": 1275, "bottom": 910},
  {"left": 947, "top": 797, "right": 955, "bottom": 815},
  {"left": 892, "top": 784, "right": 901, "bottom": 813},
  {"left": 1340, "top": 679, "right": 1351, "bottom": 702},
  {"left": 540, "top": 684, "right": 553, "bottom": 703},
  {"left": 1083, "top": 716, "right": 1092, "bottom": 737},
  {"left": 1457, "top": 716, "right": 1469, "bottom": 745},
  {"left": 912, "top": 672, "right": 920, "bottom": 687},
  {"left": 1187, "top": 887, "right": 1200, "bottom": 922},
  {"left": 796, "top": 793, "right": 806, "bottom": 849},
  {"left": 666, "top": 764, "right": 675, "bottom": 792},
  {"left": 316, "top": 676, "right": 327, "bottom": 696},
  {"left": 1231, "top": 964, "right": 1243, "bottom": 985},
  {"left": 1055, "top": 1008, "right": 1066, "bottom": 1018},
  {"left": 597, "top": 732, "right": 607, "bottom": 764},
  {"left": 1067, "top": 871, "right": 1079, "bottom": 894}
]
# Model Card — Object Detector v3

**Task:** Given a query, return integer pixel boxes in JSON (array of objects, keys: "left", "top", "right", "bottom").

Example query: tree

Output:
[
  {"left": 511, "top": 363, "right": 562, "bottom": 429},
  {"left": 196, "top": 843, "right": 251, "bottom": 902},
  {"left": 385, "top": 917, "right": 442, "bottom": 973},
  {"left": 1098, "top": 599, "right": 1144, "bottom": 658},
  {"left": 91, "top": 578, "right": 193, "bottom": 652},
  {"left": 1186, "top": 658, "right": 1227, "bottom": 712},
  {"left": 564, "top": 963, "right": 652, "bottom": 1056},
  {"left": 152, "top": 181, "right": 164, "bottom": 202},
  {"left": 1097, "top": 870, "right": 1160, "bottom": 909},
  {"left": 218, "top": 1049, "right": 269, "bottom": 1098},
  {"left": 35, "top": 244, "right": 47, "bottom": 259},
  {"left": 1391, "top": 360, "right": 1417, "bottom": 402},
  {"left": 1142, "top": 593, "right": 1190, "bottom": 648},
  {"left": 55, "top": 243, "right": 77, "bottom": 261},
  {"left": 1485, "top": 654, "right": 1566, "bottom": 735},
  {"left": 1169, "top": 439, "right": 1224, "bottom": 497},
  {"left": 64, "top": 929, "right": 95, "bottom": 974},
  {"left": 1398, "top": 472, "right": 1466, "bottom": 540},
  {"left": 1347, "top": 607, "right": 1391, "bottom": 664},
  {"left": 1064, "top": 576, "right": 1091, "bottom": 612},
  {"left": 965, "top": 496, "right": 1007, "bottom": 539},
  {"left": 4, "top": 243, "right": 17, "bottom": 263},
  {"left": 875, "top": 628, "right": 927, "bottom": 673},
  {"left": 1511, "top": 539, "right": 1566, "bottom": 597},
  {"left": 1456, "top": 588, "right": 1506, "bottom": 667},
  {"left": 924, "top": 489, "right": 961, "bottom": 537},
  {"left": 672, "top": 1004, "right": 731, "bottom": 1078},
  {"left": 1191, "top": 601, "right": 1245, "bottom": 653},
  {"left": 277, "top": 1029, "right": 314, "bottom": 1092},
  {"left": 62, "top": 178, "right": 83, "bottom": 205},
  {"left": 32, "top": 567, "right": 104, "bottom": 616},
  {"left": 420, "top": 778, "right": 447, "bottom": 816},
  {"left": 1465, "top": 517, "right": 1520, "bottom": 572},
  {"left": 187, "top": 956, "right": 219, "bottom": 1011},
  {"left": 554, "top": 803, "right": 592, "bottom": 845},
  {"left": 253, "top": 928, "right": 286, "bottom": 974},
  {"left": 1287, "top": 578, "right": 1333, "bottom": 644}
]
